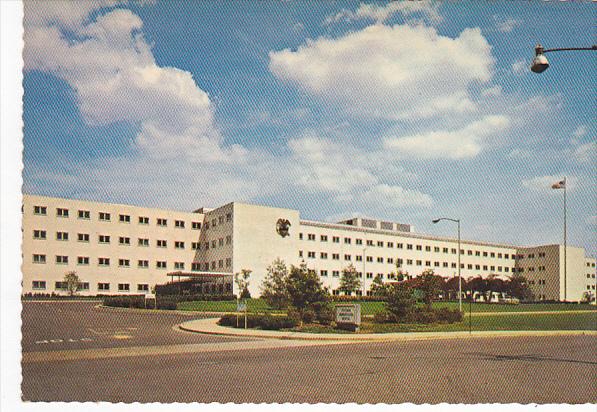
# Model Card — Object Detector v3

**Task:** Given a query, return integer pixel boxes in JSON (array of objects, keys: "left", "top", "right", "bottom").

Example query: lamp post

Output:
[
  {"left": 530, "top": 43, "right": 596, "bottom": 73},
  {"left": 433, "top": 218, "right": 462, "bottom": 312},
  {"left": 362, "top": 247, "right": 367, "bottom": 297}
]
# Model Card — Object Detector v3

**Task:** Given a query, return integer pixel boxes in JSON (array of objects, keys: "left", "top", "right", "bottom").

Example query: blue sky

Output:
[{"left": 22, "top": 1, "right": 595, "bottom": 254}]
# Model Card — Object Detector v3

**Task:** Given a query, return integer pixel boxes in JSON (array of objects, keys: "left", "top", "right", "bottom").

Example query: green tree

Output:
[
  {"left": 261, "top": 258, "right": 290, "bottom": 309},
  {"left": 285, "top": 262, "right": 330, "bottom": 325},
  {"left": 385, "top": 282, "right": 416, "bottom": 321},
  {"left": 506, "top": 274, "right": 532, "bottom": 301},
  {"left": 63, "top": 271, "right": 80, "bottom": 296},
  {"left": 338, "top": 264, "right": 361, "bottom": 296},
  {"left": 234, "top": 269, "right": 252, "bottom": 299},
  {"left": 369, "top": 273, "right": 387, "bottom": 296},
  {"left": 412, "top": 270, "right": 444, "bottom": 310}
]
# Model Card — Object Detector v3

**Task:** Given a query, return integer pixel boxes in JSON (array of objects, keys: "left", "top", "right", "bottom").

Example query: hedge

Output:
[
  {"left": 157, "top": 294, "right": 235, "bottom": 302},
  {"left": 374, "top": 307, "right": 463, "bottom": 324},
  {"left": 102, "top": 295, "right": 179, "bottom": 310},
  {"left": 330, "top": 295, "right": 387, "bottom": 302},
  {"left": 218, "top": 314, "right": 299, "bottom": 330}
]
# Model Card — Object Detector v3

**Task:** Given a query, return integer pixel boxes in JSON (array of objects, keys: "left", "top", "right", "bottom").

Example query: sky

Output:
[{"left": 21, "top": 0, "right": 596, "bottom": 255}]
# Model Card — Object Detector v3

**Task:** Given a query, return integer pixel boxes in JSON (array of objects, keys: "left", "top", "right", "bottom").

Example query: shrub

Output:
[
  {"left": 316, "top": 306, "right": 335, "bottom": 325},
  {"left": 373, "top": 311, "right": 390, "bottom": 324},
  {"left": 103, "top": 295, "right": 146, "bottom": 309},
  {"left": 217, "top": 314, "right": 298, "bottom": 330},
  {"left": 435, "top": 307, "right": 463, "bottom": 323},
  {"left": 156, "top": 298, "right": 177, "bottom": 310},
  {"left": 404, "top": 308, "right": 437, "bottom": 324},
  {"left": 330, "top": 295, "right": 387, "bottom": 302},
  {"left": 386, "top": 283, "right": 416, "bottom": 319}
]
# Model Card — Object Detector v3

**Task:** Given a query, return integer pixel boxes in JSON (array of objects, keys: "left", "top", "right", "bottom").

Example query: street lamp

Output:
[
  {"left": 362, "top": 247, "right": 367, "bottom": 297},
  {"left": 432, "top": 218, "right": 462, "bottom": 312},
  {"left": 531, "top": 43, "right": 597, "bottom": 73}
]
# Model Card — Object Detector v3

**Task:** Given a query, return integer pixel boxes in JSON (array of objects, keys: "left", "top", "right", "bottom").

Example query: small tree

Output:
[
  {"left": 234, "top": 269, "right": 252, "bottom": 299},
  {"left": 506, "top": 274, "right": 532, "bottom": 301},
  {"left": 338, "top": 265, "right": 361, "bottom": 296},
  {"left": 412, "top": 270, "right": 444, "bottom": 310},
  {"left": 285, "top": 262, "right": 330, "bottom": 325},
  {"left": 64, "top": 271, "right": 80, "bottom": 296},
  {"left": 385, "top": 282, "right": 416, "bottom": 321},
  {"left": 261, "top": 258, "right": 289, "bottom": 309},
  {"left": 369, "top": 273, "right": 387, "bottom": 296}
]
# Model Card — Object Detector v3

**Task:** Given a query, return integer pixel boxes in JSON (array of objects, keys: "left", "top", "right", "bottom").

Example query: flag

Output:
[{"left": 551, "top": 179, "right": 566, "bottom": 189}]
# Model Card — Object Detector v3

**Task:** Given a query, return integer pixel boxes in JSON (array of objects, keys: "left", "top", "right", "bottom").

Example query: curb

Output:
[
  {"left": 178, "top": 318, "right": 597, "bottom": 342},
  {"left": 95, "top": 304, "right": 226, "bottom": 317}
]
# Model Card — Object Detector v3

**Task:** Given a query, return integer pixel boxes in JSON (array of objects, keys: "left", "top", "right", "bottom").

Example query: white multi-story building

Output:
[{"left": 21, "top": 194, "right": 596, "bottom": 301}]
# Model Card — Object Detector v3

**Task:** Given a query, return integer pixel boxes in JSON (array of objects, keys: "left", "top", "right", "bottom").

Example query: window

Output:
[
  {"left": 443, "top": 262, "right": 448, "bottom": 268},
  {"left": 366, "top": 256, "right": 373, "bottom": 262},
  {"left": 332, "top": 270, "right": 340, "bottom": 277},
  {"left": 505, "top": 254, "right": 510, "bottom": 259},
  {"left": 299, "top": 233, "right": 303, "bottom": 240},
  {"left": 204, "top": 242, "right": 209, "bottom": 250},
  {"left": 467, "top": 250, "right": 472, "bottom": 256},
  {"left": 356, "top": 239, "right": 363, "bottom": 245},
  {"left": 118, "top": 259, "right": 130, "bottom": 267},
  {"left": 156, "top": 261, "right": 167, "bottom": 269},
  {"left": 490, "top": 265, "right": 495, "bottom": 271},
  {"left": 308, "top": 234, "right": 316, "bottom": 241},
  {"left": 356, "top": 255, "right": 362, "bottom": 262},
  {"left": 204, "top": 222, "right": 210, "bottom": 230},
  {"left": 192, "top": 221, "right": 201, "bottom": 230},
  {"left": 367, "top": 272, "right": 373, "bottom": 279},
  {"left": 320, "top": 252, "right": 328, "bottom": 259},
  {"left": 98, "top": 257, "right": 110, "bottom": 266},
  {"left": 119, "top": 214, "right": 131, "bottom": 223},
  {"left": 34, "top": 205, "right": 47, "bottom": 215},
  {"left": 407, "top": 259, "right": 413, "bottom": 265},
  {"left": 483, "top": 251, "right": 488, "bottom": 257},
  {"left": 483, "top": 265, "right": 488, "bottom": 271},
  {"left": 344, "top": 238, "right": 351, "bottom": 244},
  {"left": 56, "top": 231, "right": 69, "bottom": 241},
  {"left": 218, "top": 238, "right": 224, "bottom": 247},
  {"left": 191, "top": 263, "right": 200, "bottom": 271},
  {"left": 157, "top": 218, "right": 167, "bottom": 227},
  {"left": 416, "top": 260, "right": 422, "bottom": 266},
  {"left": 33, "top": 230, "right": 46, "bottom": 240},
  {"left": 397, "top": 258, "right": 404, "bottom": 267},
  {"left": 78, "top": 210, "right": 90, "bottom": 219},
  {"left": 434, "top": 262, "right": 440, "bottom": 267},
  {"left": 138, "top": 238, "right": 149, "bottom": 247},
  {"left": 388, "top": 242, "right": 394, "bottom": 248},
  {"left": 426, "top": 261, "right": 431, "bottom": 267},
  {"left": 307, "top": 251, "right": 315, "bottom": 259},
  {"left": 33, "top": 254, "right": 46, "bottom": 264},
  {"left": 192, "top": 242, "right": 200, "bottom": 250},
  {"left": 498, "top": 253, "right": 503, "bottom": 258},
  {"left": 332, "top": 253, "right": 340, "bottom": 260},
  {"left": 98, "top": 283, "right": 110, "bottom": 291},
  {"left": 434, "top": 247, "right": 440, "bottom": 252},
  {"left": 226, "top": 235, "right": 232, "bottom": 245},
  {"left": 98, "top": 235, "right": 110, "bottom": 244},
  {"left": 345, "top": 254, "right": 351, "bottom": 261},
  {"left": 78, "top": 282, "right": 90, "bottom": 291},
  {"left": 139, "top": 216, "right": 149, "bottom": 225},
  {"left": 416, "top": 245, "right": 422, "bottom": 251},
  {"left": 56, "top": 255, "right": 68, "bottom": 264},
  {"left": 119, "top": 236, "right": 131, "bottom": 245},
  {"left": 407, "top": 244, "right": 413, "bottom": 250},
  {"left": 377, "top": 257, "right": 383, "bottom": 263},
  {"left": 398, "top": 243, "right": 404, "bottom": 249},
  {"left": 320, "top": 235, "right": 328, "bottom": 242},
  {"left": 175, "top": 241, "right": 185, "bottom": 249},
  {"left": 137, "top": 284, "right": 149, "bottom": 292},
  {"left": 490, "top": 252, "right": 495, "bottom": 258},
  {"left": 426, "top": 246, "right": 431, "bottom": 252},
  {"left": 157, "top": 239, "right": 167, "bottom": 248},
  {"left": 211, "top": 240, "right": 216, "bottom": 248},
  {"left": 333, "top": 236, "right": 340, "bottom": 243},
  {"left": 77, "top": 256, "right": 89, "bottom": 265},
  {"left": 218, "top": 259, "right": 224, "bottom": 268},
  {"left": 175, "top": 220, "right": 185, "bottom": 228},
  {"left": 211, "top": 218, "right": 217, "bottom": 227},
  {"left": 377, "top": 241, "right": 383, "bottom": 247},
  {"left": 55, "top": 282, "right": 67, "bottom": 290},
  {"left": 226, "top": 213, "right": 232, "bottom": 222},
  {"left": 467, "top": 264, "right": 473, "bottom": 270},
  {"left": 138, "top": 260, "right": 149, "bottom": 268},
  {"left": 218, "top": 216, "right": 224, "bottom": 225},
  {"left": 475, "top": 264, "right": 481, "bottom": 270},
  {"left": 443, "top": 247, "right": 449, "bottom": 253},
  {"left": 320, "top": 270, "right": 328, "bottom": 277},
  {"left": 226, "top": 258, "right": 232, "bottom": 267},
  {"left": 56, "top": 208, "right": 69, "bottom": 217},
  {"left": 98, "top": 212, "right": 111, "bottom": 221},
  {"left": 174, "top": 262, "right": 185, "bottom": 270},
  {"left": 118, "top": 283, "right": 130, "bottom": 292},
  {"left": 367, "top": 240, "right": 374, "bottom": 246},
  {"left": 32, "top": 281, "right": 46, "bottom": 290}
]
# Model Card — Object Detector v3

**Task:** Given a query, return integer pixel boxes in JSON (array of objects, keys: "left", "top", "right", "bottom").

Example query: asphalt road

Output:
[{"left": 21, "top": 301, "right": 597, "bottom": 403}]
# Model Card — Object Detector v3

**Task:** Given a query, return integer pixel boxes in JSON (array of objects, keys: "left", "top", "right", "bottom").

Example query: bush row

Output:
[
  {"left": 103, "top": 295, "right": 178, "bottom": 310},
  {"left": 373, "top": 307, "right": 463, "bottom": 324},
  {"left": 330, "top": 295, "right": 387, "bottom": 302},
  {"left": 22, "top": 293, "right": 106, "bottom": 300},
  {"left": 157, "top": 294, "right": 235, "bottom": 302},
  {"left": 218, "top": 314, "right": 299, "bottom": 330}
]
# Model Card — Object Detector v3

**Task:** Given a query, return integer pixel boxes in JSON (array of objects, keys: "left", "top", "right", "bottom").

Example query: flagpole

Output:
[{"left": 564, "top": 176, "right": 567, "bottom": 301}]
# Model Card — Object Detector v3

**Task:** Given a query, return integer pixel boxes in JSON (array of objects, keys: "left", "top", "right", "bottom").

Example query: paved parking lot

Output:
[{"left": 21, "top": 301, "right": 597, "bottom": 403}]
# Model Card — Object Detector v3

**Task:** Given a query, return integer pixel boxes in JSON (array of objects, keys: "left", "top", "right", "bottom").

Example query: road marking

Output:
[
  {"left": 35, "top": 338, "right": 93, "bottom": 345},
  {"left": 23, "top": 339, "right": 354, "bottom": 363},
  {"left": 111, "top": 335, "right": 132, "bottom": 340}
]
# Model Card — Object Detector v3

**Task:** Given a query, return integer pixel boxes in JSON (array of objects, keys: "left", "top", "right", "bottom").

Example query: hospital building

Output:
[{"left": 21, "top": 194, "right": 596, "bottom": 301}]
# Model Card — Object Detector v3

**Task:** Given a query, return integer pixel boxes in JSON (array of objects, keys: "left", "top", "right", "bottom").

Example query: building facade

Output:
[{"left": 22, "top": 194, "right": 596, "bottom": 301}]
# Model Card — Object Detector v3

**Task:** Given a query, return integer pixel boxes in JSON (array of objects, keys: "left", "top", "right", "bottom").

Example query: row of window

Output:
[
  {"left": 300, "top": 233, "right": 514, "bottom": 260},
  {"left": 191, "top": 258, "right": 233, "bottom": 271},
  {"left": 32, "top": 231, "right": 201, "bottom": 249},
  {"left": 203, "top": 213, "right": 233, "bottom": 230},
  {"left": 32, "top": 254, "right": 187, "bottom": 269},
  {"left": 299, "top": 251, "right": 515, "bottom": 273},
  {"left": 32, "top": 206, "right": 201, "bottom": 229},
  {"left": 32, "top": 280, "right": 149, "bottom": 292}
]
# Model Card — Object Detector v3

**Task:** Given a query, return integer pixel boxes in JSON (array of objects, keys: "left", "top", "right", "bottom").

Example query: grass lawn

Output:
[
  {"left": 177, "top": 298, "right": 596, "bottom": 315},
  {"left": 288, "top": 312, "right": 597, "bottom": 333}
]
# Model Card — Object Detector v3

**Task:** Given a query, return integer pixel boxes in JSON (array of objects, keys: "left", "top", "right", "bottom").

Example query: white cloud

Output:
[
  {"left": 481, "top": 85, "right": 502, "bottom": 97},
  {"left": 383, "top": 115, "right": 510, "bottom": 159},
  {"left": 493, "top": 16, "right": 522, "bottom": 33},
  {"left": 574, "top": 142, "right": 596, "bottom": 164},
  {"left": 587, "top": 216, "right": 597, "bottom": 226},
  {"left": 270, "top": 24, "right": 493, "bottom": 120},
  {"left": 325, "top": 1, "right": 442, "bottom": 25},
  {"left": 287, "top": 134, "right": 432, "bottom": 209},
  {"left": 24, "top": 4, "right": 224, "bottom": 162},
  {"left": 522, "top": 175, "right": 577, "bottom": 193},
  {"left": 512, "top": 59, "right": 527, "bottom": 75},
  {"left": 574, "top": 125, "right": 588, "bottom": 138}
]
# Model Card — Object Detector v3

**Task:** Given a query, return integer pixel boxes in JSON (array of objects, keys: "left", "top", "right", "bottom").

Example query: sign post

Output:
[
  {"left": 335, "top": 304, "right": 361, "bottom": 332},
  {"left": 237, "top": 300, "right": 247, "bottom": 329}
]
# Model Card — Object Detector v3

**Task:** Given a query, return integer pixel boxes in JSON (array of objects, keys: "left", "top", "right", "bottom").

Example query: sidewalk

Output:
[{"left": 178, "top": 317, "right": 597, "bottom": 342}]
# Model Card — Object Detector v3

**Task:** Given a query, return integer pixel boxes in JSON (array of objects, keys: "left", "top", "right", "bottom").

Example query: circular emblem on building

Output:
[{"left": 276, "top": 218, "right": 291, "bottom": 238}]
